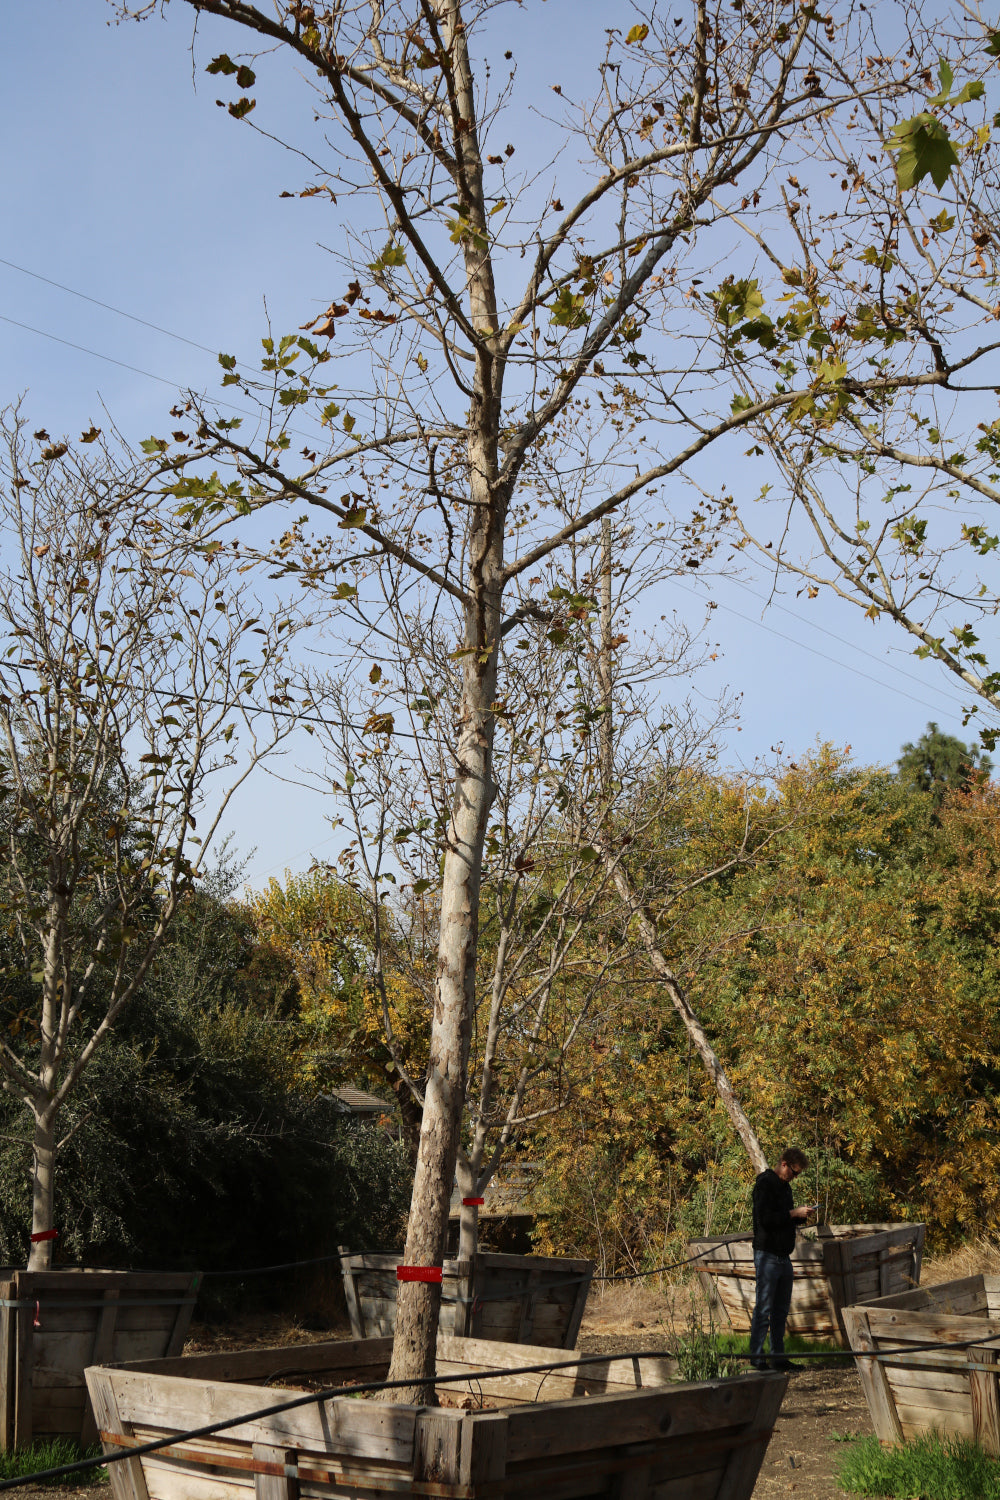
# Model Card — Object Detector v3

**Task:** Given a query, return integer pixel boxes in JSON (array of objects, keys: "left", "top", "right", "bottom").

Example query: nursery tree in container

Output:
[
  {"left": 0, "top": 410, "right": 310, "bottom": 1268},
  {"left": 113, "top": 0, "right": 982, "bottom": 1394}
]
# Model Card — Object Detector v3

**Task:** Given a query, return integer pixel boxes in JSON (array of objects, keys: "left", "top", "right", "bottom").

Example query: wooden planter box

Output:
[
  {"left": 688, "top": 1223, "right": 925, "bottom": 1346},
  {"left": 339, "top": 1249, "right": 593, "bottom": 1347},
  {"left": 0, "top": 1268, "right": 200, "bottom": 1451},
  {"left": 843, "top": 1274, "right": 1000, "bottom": 1453},
  {"left": 86, "top": 1332, "right": 787, "bottom": 1500}
]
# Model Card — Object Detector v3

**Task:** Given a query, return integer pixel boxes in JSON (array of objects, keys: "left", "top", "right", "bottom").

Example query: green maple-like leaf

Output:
[
  {"left": 446, "top": 214, "right": 489, "bottom": 253},
  {"left": 710, "top": 276, "right": 765, "bottom": 328},
  {"left": 929, "top": 57, "right": 984, "bottom": 107},
  {"left": 817, "top": 358, "right": 848, "bottom": 385},
  {"left": 932, "top": 57, "right": 955, "bottom": 103},
  {"left": 369, "top": 243, "right": 406, "bottom": 273},
  {"left": 887, "top": 113, "right": 960, "bottom": 190},
  {"left": 549, "top": 289, "right": 588, "bottom": 329}
]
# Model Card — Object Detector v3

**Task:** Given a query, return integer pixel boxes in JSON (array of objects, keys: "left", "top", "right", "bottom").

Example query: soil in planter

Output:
[{"left": 437, "top": 1391, "right": 507, "bottom": 1410}]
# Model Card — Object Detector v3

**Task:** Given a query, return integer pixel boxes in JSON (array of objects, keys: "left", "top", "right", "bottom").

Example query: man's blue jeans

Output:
[{"left": 749, "top": 1249, "right": 794, "bottom": 1364}]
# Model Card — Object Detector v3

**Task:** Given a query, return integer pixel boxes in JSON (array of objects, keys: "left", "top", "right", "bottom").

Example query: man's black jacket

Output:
[{"left": 752, "top": 1168, "right": 796, "bottom": 1256}]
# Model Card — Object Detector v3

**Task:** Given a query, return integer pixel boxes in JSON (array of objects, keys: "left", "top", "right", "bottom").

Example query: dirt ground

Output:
[{"left": 751, "top": 1364, "right": 868, "bottom": 1499}]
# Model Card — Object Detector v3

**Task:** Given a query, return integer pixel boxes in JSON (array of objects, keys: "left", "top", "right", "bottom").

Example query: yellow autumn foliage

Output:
[
  {"left": 533, "top": 749, "right": 1000, "bottom": 1265},
  {"left": 244, "top": 869, "right": 430, "bottom": 1108}
]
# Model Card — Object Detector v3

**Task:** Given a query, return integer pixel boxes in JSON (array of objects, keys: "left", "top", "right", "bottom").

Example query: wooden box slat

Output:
[
  {"left": 87, "top": 1334, "right": 786, "bottom": 1500},
  {"left": 844, "top": 1274, "right": 1000, "bottom": 1454},
  {"left": 0, "top": 1268, "right": 200, "bottom": 1451},
  {"left": 338, "top": 1251, "right": 593, "bottom": 1349},
  {"left": 688, "top": 1223, "right": 925, "bottom": 1346}
]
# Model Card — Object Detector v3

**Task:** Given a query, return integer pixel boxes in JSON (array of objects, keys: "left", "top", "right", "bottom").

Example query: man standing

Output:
[{"left": 749, "top": 1147, "right": 815, "bottom": 1372}]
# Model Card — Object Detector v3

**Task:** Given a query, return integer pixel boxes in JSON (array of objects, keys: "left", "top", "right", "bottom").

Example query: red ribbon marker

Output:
[
  {"left": 396, "top": 1266, "right": 443, "bottom": 1283},
  {"left": 462, "top": 1197, "right": 485, "bottom": 1206},
  {"left": 30, "top": 1230, "right": 59, "bottom": 1243}
]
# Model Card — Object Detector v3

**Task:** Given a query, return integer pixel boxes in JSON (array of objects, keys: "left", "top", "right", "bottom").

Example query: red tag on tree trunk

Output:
[
  {"left": 462, "top": 1197, "right": 485, "bottom": 1206},
  {"left": 396, "top": 1265, "right": 443, "bottom": 1282},
  {"left": 30, "top": 1230, "right": 59, "bottom": 1243}
]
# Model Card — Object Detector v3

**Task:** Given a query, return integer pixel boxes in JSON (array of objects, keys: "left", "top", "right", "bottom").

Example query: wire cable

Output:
[
  {"left": 673, "top": 574, "right": 969, "bottom": 719},
  {"left": 0, "top": 312, "right": 312, "bottom": 442},
  {"left": 1, "top": 298, "right": 983, "bottom": 729},
  {"left": 0, "top": 313, "right": 195, "bottom": 393},
  {"left": 0, "top": 256, "right": 221, "bottom": 356},
  {"left": 3, "top": 1324, "right": 999, "bottom": 1491},
  {"left": 722, "top": 572, "right": 973, "bottom": 715}
]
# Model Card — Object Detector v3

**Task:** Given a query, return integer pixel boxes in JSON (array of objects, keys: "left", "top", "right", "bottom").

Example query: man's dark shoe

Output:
[
  {"left": 771, "top": 1359, "right": 802, "bottom": 1371},
  {"left": 750, "top": 1359, "right": 769, "bottom": 1372}
]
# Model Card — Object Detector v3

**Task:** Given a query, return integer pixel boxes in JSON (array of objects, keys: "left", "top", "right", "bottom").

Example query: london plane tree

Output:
[
  {"left": 113, "top": 0, "right": 991, "bottom": 1395},
  {"left": 0, "top": 410, "right": 312, "bottom": 1270}
]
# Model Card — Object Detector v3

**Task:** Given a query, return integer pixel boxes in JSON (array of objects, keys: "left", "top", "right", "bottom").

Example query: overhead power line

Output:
[
  {"left": 0, "top": 255, "right": 220, "bottom": 356},
  {"left": 0, "top": 310, "right": 298, "bottom": 439},
  {"left": 672, "top": 575, "right": 977, "bottom": 723},
  {"left": 0, "top": 312, "right": 193, "bottom": 393},
  {"left": 723, "top": 572, "right": 972, "bottom": 716}
]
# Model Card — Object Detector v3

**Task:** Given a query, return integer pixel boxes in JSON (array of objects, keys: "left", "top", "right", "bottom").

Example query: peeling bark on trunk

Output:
[
  {"left": 455, "top": 1154, "right": 479, "bottom": 1267},
  {"left": 26, "top": 1107, "right": 57, "bottom": 1271},
  {"left": 28, "top": 901, "right": 63, "bottom": 1272},
  {"left": 382, "top": 635, "right": 499, "bottom": 1400}
]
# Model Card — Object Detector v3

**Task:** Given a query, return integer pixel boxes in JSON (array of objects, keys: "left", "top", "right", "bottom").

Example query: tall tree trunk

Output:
[
  {"left": 598, "top": 516, "right": 614, "bottom": 793},
  {"left": 607, "top": 857, "right": 767, "bottom": 1174},
  {"left": 381, "top": 0, "right": 505, "bottom": 1402},
  {"left": 27, "top": 1105, "right": 57, "bottom": 1271},
  {"left": 383, "top": 631, "right": 499, "bottom": 1399},
  {"left": 29, "top": 899, "right": 64, "bottom": 1272}
]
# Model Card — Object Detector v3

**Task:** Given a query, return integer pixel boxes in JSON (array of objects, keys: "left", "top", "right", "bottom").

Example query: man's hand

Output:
[{"left": 790, "top": 1204, "right": 816, "bottom": 1221}]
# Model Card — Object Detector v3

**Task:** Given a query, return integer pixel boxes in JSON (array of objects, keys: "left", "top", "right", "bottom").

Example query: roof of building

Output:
[{"left": 328, "top": 1086, "right": 395, "bottom": 1114}]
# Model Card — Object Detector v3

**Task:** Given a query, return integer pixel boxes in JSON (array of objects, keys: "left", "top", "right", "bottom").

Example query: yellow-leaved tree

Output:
[
  {"left": 535, "top": 747, "right": 1000, "bottom": 1260},
  {"left": 245, "top": 869, "right": 429, "bottom": 1159}
]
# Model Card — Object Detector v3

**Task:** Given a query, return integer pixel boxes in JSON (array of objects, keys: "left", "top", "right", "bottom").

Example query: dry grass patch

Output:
[
  {"left": 581, "top": 1275, "right": 711, "bottom": 1336},
  {"left": 922, "top": 1236, "right": 1000, "bottom": 1286}
]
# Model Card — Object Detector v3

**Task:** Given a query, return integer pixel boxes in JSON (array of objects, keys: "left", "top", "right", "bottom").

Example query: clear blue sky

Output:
[{"left": 2, "top": 2, "right": 981, "bottom": 888}]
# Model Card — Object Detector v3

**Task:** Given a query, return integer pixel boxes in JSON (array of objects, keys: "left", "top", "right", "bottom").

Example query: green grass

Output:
[
  {"left": 0, "top": 1439, "right": 108, "bottom": 1487},
  {"left": 837, "top": 1432, "right": 1000, "bottom": 1497},
  {"left": 716, "top": 1331, "right": 849, "bottom": 1365},
  {"left": 672, "top": 1324, "right": 844, "bottom": 1381}
]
